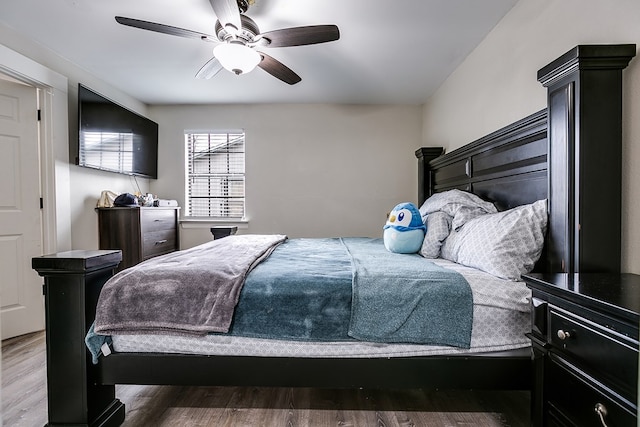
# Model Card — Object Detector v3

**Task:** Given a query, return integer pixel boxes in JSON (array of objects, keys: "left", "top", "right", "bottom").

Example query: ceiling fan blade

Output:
[
  {"left": 209, "top": 0, "right": 241, "bottom": 32},
  {"left": 257, "top": 52, "right": 301, "bottom": 85},
  {"left": 258, "top": 25, "right": 340, "bottom": 48},
  {"left": 195, "top": 58, "right": 224, "bottom": 79},
  {"left": 115, "top": 16, "right": 216, "bottom": 41}
]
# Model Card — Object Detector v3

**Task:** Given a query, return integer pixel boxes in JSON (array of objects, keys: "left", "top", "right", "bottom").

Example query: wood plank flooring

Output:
[{"left": 2, "top": 331, "right": 530, "bottom": 426}]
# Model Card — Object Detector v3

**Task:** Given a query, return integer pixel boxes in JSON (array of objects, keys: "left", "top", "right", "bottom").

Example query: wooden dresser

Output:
[
  {"left": 524, "top": 273, "right": 639, "bottom": 427},
  {"left": 97, "top": 207, "right": 180, "bottom": 272}
]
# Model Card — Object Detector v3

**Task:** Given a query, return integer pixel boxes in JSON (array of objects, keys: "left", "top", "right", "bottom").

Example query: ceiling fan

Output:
[{"left": 115, "top": 0, "right": 340, "bottom": 85}]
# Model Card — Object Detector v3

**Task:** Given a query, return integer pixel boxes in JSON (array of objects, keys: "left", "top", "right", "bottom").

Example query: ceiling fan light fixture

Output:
[{"left": 214, "top": 42, "right": 261, "bottom": 75}]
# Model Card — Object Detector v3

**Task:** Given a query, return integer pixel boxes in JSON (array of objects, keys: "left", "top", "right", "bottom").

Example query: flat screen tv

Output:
[{"left": 77, "top": 84, "right": 158, "bottom": 179}]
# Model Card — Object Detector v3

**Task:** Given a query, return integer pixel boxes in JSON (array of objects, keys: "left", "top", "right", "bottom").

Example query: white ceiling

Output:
[{"left": 0, "top": 0, "right": 519, "bottom": 105}]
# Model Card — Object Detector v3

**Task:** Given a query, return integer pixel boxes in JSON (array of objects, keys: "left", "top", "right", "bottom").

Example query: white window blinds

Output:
[{"left": 185, "top": 131, "right": 245, "bottom": 218}]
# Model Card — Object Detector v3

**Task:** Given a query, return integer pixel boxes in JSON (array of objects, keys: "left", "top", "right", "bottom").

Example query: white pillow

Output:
[
  {"left": 419, "top": 189, "right": 497, "bottom": 230},
  {"left": 420, "top": 211, "right": 452, "bottom": 258},
  {"left": 441, "top": 200, "right": 548, "bottom": 280}
]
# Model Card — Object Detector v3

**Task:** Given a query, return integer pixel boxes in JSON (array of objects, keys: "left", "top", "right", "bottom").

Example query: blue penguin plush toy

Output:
[{"left": 383, "top": 202, "right": 426, "bottom": 253}]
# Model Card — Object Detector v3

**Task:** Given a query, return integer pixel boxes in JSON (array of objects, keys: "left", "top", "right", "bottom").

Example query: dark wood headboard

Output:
[
  {"left": 416, "top": 110, "right": 547, "bottom": 211},
  {"left": 416, "top": 44, "right": 635, "bottom": 275}
]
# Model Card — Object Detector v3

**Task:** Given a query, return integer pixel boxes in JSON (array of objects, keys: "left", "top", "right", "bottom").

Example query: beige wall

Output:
[
  {"left": 422, "top": 0, "right": 640, "bottom": 274},
  {"left": 149, "top": 104, "right": 423, "bottom": 249}
]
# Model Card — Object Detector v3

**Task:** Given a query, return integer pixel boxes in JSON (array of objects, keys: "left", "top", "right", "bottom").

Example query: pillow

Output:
[
  {"left": 440, "top": 200, "right": 548, "bottom": 280},
  {"left": 418, "top": 189, "right": 497, "bottom": 230},
  {"left": 419, "top": 211, "right": 452, "bottom": 258}
]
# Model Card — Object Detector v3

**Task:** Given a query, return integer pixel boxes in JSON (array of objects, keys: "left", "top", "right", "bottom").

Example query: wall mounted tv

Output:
[{"left": 77, "top": 84, "right": 158, "bottom": 179}]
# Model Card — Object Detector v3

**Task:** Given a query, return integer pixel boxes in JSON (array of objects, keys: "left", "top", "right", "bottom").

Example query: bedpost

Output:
[
  {"left": 415, "top": 147, "right": 444, "bottom": 206},
  {"left": 32, "top": 250, "right": 124, "bottom": 427},
  {"left": 538, "top": 44, "right": 636, "bottom": 274}
]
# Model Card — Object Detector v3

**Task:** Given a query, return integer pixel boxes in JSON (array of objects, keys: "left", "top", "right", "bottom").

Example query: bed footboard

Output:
[
  {"left": 98, "top": 350, "right": 531, "bottom": 390},
  {"left": 33, "top": 250, "right": 124, "bottom": 427}
]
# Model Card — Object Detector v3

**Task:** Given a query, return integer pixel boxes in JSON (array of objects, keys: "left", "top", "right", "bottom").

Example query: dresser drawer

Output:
[
  {"left": 143, "top": 230, "right": 177, "bottom": 259},
  {"left": 549, "top": 306, "right": 638, "bottom": 397},
  {"left": 546, "top": 356, "right": 636, "bottom": 427},
  {"left": 141, "top": 209, "right": 177, "bottom": 232}
]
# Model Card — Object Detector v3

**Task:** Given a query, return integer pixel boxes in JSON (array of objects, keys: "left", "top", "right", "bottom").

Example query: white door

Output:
[{"left": 0, "top": 77, "right": 45, "bottom": 339}]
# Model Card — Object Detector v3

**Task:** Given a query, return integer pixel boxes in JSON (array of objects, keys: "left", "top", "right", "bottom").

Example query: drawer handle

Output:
[
  {"left": 556, "top": 329, "right": 572, "bottom": 340},
  {"left": 594, "top": 403, "right": 608, "bottom": 427},
  {"left": 155, "top": 239, "right": 168, "bottom": 245}
]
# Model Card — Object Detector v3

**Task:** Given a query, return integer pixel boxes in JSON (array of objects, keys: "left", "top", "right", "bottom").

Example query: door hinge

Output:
[
  {"left": 40, "top": 197, "right": 44, "bottom": 209},
  {"left": 37, "top": 109, "right": 41, "bottom": 121}
]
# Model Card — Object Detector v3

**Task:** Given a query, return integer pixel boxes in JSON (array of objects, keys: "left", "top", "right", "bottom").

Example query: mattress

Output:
[{"left": 111, "top": 258, "right": 531, "bottom": 358}]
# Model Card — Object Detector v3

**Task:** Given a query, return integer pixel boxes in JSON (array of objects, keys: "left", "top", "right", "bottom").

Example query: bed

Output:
[{"left": 32, "top": 44, "right": 633, "bottom": 426}]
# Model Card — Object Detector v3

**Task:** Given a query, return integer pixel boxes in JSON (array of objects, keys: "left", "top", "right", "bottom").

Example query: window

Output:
[{"left": 185, "top": 131, "right": 245, "bottom": 218}]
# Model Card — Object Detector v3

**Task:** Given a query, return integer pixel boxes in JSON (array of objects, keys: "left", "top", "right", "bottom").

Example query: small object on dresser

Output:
[
  {"left": 155, "top": 199, "right": 179, "bottom": 207},
  {"left": 97, "top": 190, "right": 118, "bottom": 208},
  {"left": 138, "top": 193, "right": 155, "bottom": 207},
  {"left": 113, "top": 193, "right": 138, "bottom": 207}
]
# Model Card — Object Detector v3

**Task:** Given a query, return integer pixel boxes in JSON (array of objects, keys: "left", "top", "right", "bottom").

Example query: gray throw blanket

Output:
[{"left": 94, "top": 234, "right": 286, "bottom": 336}]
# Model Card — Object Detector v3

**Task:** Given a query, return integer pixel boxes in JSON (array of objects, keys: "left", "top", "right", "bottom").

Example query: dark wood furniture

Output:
[
  {"left": 210, "top": 225, "right": 238, "bottom": 239},
  {"left": 32, "top": 250, "right": 125, "bottom": 426},
  {"left": 524, "top": 273, "right": 639, "bottom": 427},
  {"left": 97, "top": 207, "right": 180, "bottom": 272},
  {"left": 538, "top": 44, "right": 635, "bottom": 274},
  {"left": 31, "top": 44, "right": 636, "bottom": 426}
]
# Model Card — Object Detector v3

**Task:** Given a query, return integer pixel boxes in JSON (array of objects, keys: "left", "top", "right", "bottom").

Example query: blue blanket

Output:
[
  {"left": 227, "top": 238, "right": 353, "bottom": 340},
  {"left": 227, "top": 237, "right": 472, "bottom": 347},
  {"left": 344, "top": 238, "right": 473, "bottom": 347}
]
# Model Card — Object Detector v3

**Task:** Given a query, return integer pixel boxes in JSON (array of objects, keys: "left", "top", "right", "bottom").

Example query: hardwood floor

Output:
[
  {"left": 2, "top": 331, "right": 530, "bottom": 426},
  {"left": 2, "top": 331, "right": 47, "bottom": 427}
]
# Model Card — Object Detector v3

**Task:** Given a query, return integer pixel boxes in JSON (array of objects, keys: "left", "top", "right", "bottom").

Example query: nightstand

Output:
[
  {"left": 210, "top": 226, "right": 238, "bottom": 240},
  {"left": 523, "top": 273, "right": 639, "bottom": 427}
]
